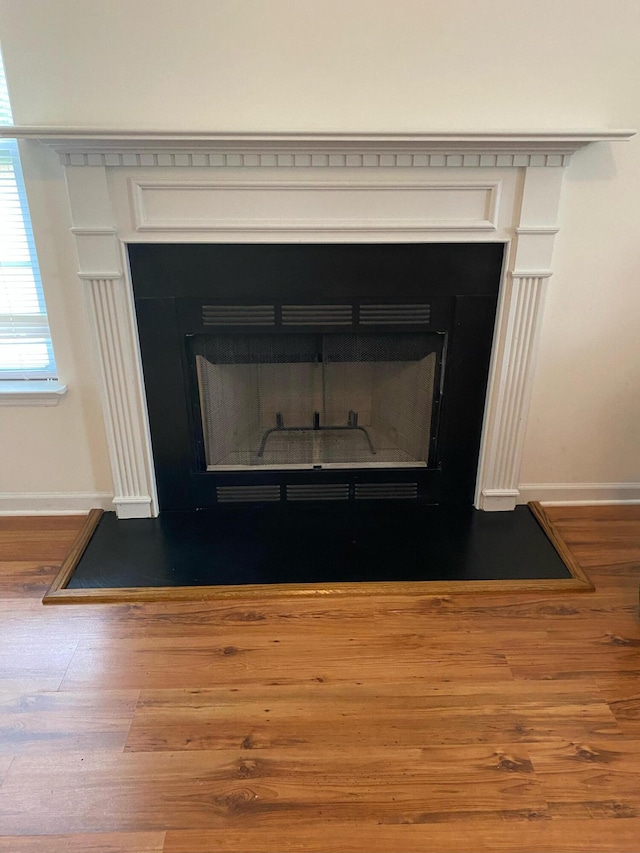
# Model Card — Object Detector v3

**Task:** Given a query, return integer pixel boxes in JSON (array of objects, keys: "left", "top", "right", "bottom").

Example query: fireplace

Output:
[
  {"left": 130, "top": 242, "right": 502, "bottom": 510},
  {"left": 5, "top": 128, "right": 631, "bottom": 517}
]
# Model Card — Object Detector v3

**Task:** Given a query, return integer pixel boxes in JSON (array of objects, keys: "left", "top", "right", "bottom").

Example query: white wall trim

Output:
[
  {"left": 519, "top": 483, "right": 640, "bottom": 505},
  {"left": 70, "top": 227, "right": 117, "bottom": 236},
  {"left": 3, "top": 484, "right": 636, "bottom": 515},
  {"left": 113, "top": 495, "right": 154, "bottom": 519},
  {"left": 507, "top": 269, "right": 553, "bottom": 278},
  {"left": 76, "top": 272, "right": 122, "bottom": 280},
  {"left": 515, "top": 227, "right": 560, "bottom": 236},
  {"left": 0, "top": 380, "right": 68, "bottom": 406},
  {"left": 478, "top": 489, "right": 521, "bottom": 512},
  {"left": 0, "top": 492, "right": 113, "bottom": 515}
]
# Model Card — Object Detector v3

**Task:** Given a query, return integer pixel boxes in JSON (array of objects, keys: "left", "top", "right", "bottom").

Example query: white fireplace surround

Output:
[{"left": 6, "top": 128, "right": 634, "bottom": 518}]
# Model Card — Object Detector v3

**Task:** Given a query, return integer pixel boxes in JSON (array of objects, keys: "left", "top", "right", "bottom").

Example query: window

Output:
[{"left": 0, "top": 46, "right": 58, "bottom": 382}]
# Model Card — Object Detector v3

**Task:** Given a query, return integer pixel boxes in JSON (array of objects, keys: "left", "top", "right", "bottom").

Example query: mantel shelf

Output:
[{"left": 0, "top": 126, "right": 635, "bottom": 169}]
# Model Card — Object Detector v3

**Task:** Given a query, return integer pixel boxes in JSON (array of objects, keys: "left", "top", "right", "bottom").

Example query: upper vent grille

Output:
[
  {"left": 201, "top": 303, "right": 431, "bottom": 327},
  {"left": 360, "top": 304, "right": 431, "bottom": 325},
  {"left": 202, "top": 305, "right": 275, "bottom": 326},
  {"left": 282, "top": 305, "right": 353, "bottom": 326}
]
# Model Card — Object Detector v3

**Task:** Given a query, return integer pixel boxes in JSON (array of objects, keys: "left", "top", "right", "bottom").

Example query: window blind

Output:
[{"left": 0, "top": 49, "right": 57, "bottom": 380}]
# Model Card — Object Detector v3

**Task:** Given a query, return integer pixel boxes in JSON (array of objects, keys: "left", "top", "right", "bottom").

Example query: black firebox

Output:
[{"left": 129, "top": 243, "right": 504, "bottom": 511}]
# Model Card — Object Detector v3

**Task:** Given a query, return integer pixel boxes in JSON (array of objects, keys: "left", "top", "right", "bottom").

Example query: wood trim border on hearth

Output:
[
  {"left": 44, "top": 508, "right": 104, "bottom": 598},
  {"left": 42, "top": 504, "right": 593, "bottom": 605},
  {"left": 528, "top": 501, "right": 595, "bottom": 590}
]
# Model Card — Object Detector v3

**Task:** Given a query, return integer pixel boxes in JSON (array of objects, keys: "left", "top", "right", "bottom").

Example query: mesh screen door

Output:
[{"left": 193, "top": 333, "right": 441, "bottom": 471}]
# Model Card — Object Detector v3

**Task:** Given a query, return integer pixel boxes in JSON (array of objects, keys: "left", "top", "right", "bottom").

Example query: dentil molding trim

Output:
[{"left": 1, "top": 127, "right": 635, "bottom": 167}]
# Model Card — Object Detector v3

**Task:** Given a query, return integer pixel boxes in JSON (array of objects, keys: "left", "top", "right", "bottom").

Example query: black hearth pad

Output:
[{"left": 65, "top": 504, "right": 572, "bottom": 590}]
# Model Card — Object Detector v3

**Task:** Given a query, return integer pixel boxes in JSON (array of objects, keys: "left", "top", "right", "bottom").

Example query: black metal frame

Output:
[
  {"left": 130, "top": 243, "right": 504, "bottom": 510},
  {"left": 186, "top": 328, "right": 445, "bottom": 475}
]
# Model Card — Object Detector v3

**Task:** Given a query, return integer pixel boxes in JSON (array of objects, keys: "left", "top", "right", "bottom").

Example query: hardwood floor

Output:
[{"left": 0, "top": 505, "right": 638, "bottom": 852}]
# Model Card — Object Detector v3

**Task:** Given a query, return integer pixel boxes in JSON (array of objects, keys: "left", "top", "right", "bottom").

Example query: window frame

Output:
[
  {"left": 0, "top": 45, "right": 66, "bottom": 404},
  {"left": 0, "top": 136, "right": 58, "bottom": 380}
]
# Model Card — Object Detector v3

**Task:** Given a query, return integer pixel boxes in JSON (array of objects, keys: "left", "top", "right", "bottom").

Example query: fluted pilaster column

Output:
[
  {"left": 65, "top": 165, "right": 156, "bottom": 517},
  {"left": 479, "top": 273, "right": 550, "bottom": 510},
  {"left": 82, "top": 275, "right": 155, "bottom": 518},
  {"left": 476, "top": 166, "right": 564, "bottom": 509}
]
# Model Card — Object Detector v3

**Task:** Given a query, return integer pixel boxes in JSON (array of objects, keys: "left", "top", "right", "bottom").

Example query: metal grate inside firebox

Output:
[{"left": 193, "top": 333, "right": 440, "bottom": 471}]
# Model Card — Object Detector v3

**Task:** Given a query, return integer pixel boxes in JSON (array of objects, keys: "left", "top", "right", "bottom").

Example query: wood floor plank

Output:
[
  {"left": 0, "top": 640, "right": 78, "bottom": 693},
  {"left": 519, "top": 624, "right": 640, "bottom": 649},
  {"left": 0, "top": 745, "right": 546, "bottom": 835},
  {"left": 0, "top": 590, "right": 626, "bottom": 643},
  {"left": 543, "top": 510, "right": 640, "bottom": 579},
  {"left": 0, "top": 759, "right": 12, "bottom": 787},
  {"left": 0, "top": 597, "right": 131, "bottom": 645},
  {"left": 0, "top": 516, "right": 85, "bottom": 562},
  {"left": 546, "top": 801, "right": 640, "bottom": 819},
  {"left": 546, "top": 505, "right": 640, "bottom": 520},
  {"left": 0, "top": 562, "right": 60, "bottom": 597},
  {"left": 510, "top": 666, "right": 640, "bottom": 683},
  {"left": 0, "top": 515, "right": 86, "bottom": 532},
  {"left": 594, "top": 674, "right": 640, "bottom": 735},
  {"left": 59, "top": 629, "right": 517, "bottom": 691},
  {"left": 30, "top": 600, "right": 552, "bottom": 641},
  {"left": 124, "top": 680, "right": 623, "bottom": 753},
  {"left": 505, "top": 620, "right": 640, "bottom": 681},
  {"left": 526, "top": 738, "right": 640, "bottom": 816},
  {"left": 0, "top": 689, "right": 139, "bottom": 755},
  {"left": 0, "top": 832, "right": 165, "bottom": 852},
  {"left": 162, "top": 820, "right": 640, "bottom": 853}
]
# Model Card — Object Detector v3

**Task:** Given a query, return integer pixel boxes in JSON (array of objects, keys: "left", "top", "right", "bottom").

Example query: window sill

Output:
[{"left": 0, "top": 380, "right": 68, "bottom": 407}]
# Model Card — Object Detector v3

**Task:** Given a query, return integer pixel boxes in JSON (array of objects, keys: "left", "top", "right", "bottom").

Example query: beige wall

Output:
[
  {"left": 0, "top": 0, "right": 638, "bottom": 507},
  {"left": 0, "top": 139, "right": 112, "bottom": 505},
  {"left": 520, "top": 140, "right": 640, "bottom": 489}
]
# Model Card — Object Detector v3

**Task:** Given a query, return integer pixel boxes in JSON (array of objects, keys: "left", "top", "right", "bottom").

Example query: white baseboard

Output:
[
  {"left": 0, "top": 492, "right": 114, "bottom": 515},
  {"left": 518, "top": 483, "right": 640, "bottom": 505},
  {"left": 479, "top": 489, "right": 519, "bottom": 511},
  {"left": 1, "top": 485, "right": 638, "bottom": 515},
  {"left": 113, "top": 496, "right": 154, "bottom": 519}
]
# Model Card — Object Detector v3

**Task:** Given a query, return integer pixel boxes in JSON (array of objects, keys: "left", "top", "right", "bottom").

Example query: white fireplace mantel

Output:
[{"left": 4, "top": 127, "right": 634, "bottom": 518}]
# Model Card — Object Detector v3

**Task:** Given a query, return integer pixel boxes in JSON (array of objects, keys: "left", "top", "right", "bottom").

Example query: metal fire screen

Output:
[{"left": 193, "top": 333, "right": 440, "bottom": 471}]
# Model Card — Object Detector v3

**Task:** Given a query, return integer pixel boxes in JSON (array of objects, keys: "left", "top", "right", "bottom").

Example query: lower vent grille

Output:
[
  {"left": 286, "top": 483, "right": 350, "bottom": 501},
  {"left": 216, "top": 485, "right": 281, "bottom": 503},
  {"left": 360, "top": 304, "right": 431, "bottom": 325},
  {"left": 203, "top": 305, "right": 275, "bottom": 326},
  {"left": 355, "top": 482, "right": 418, "bottom": 500},
  {"left": 216, "top": 482, "right": 419, "bottom": 502}
]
